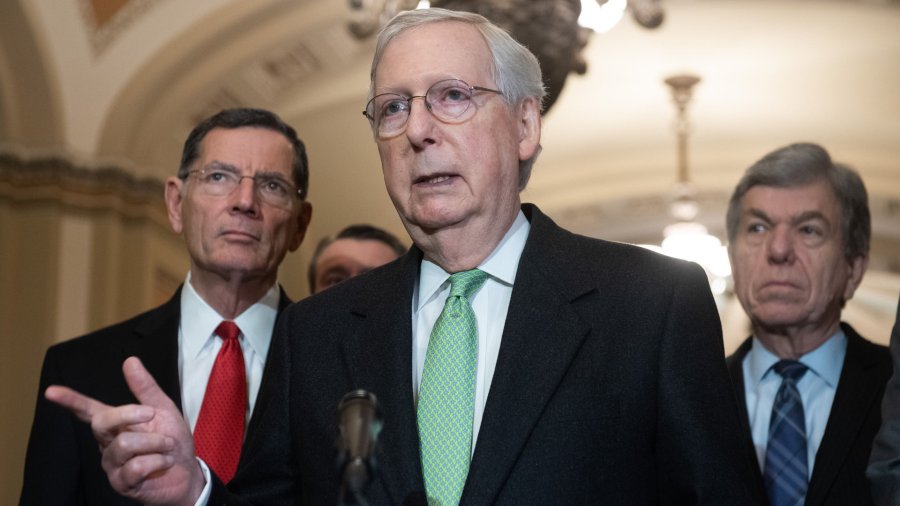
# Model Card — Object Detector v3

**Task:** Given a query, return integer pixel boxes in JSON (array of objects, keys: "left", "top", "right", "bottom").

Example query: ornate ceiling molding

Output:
[
  {"left": 77, "top": 0, "right": 161, "bottom": 55},
  {"left": 0, "top": 153, "right": 168, "bottom": 226}
]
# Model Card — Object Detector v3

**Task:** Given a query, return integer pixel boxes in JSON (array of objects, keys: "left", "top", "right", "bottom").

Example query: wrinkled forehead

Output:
[{"left": 741, "top": 180, "right": 841, "bottom": 219}]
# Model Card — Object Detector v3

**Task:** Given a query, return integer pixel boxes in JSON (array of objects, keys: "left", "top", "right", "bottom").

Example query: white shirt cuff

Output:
[{"left": 193, "top": 457, "right": 212, "bottom": 506}]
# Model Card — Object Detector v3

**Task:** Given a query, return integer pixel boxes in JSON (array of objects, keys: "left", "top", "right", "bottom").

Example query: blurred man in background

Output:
[{"left": 308, "top": 224, "right": 405, "bottom": 294}]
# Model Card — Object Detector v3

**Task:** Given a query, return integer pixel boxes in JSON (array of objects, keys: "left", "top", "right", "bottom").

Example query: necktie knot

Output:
[
  {"left": 772, "top": 360, "right": 807, "bottom": 383},
  {"left": 448, "top": 269, "right": 489, "bottom": 300},
  {"left": 215, "top": 320, "right": 241, "bottom": 342}
]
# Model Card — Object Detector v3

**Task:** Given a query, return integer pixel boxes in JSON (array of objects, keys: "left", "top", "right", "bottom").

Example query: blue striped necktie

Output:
[
  {"left": 417, "top": 269, "right": 489, "bottom": 506},
  {"left": 764, "top": 360, "right": 809, "bottom": 506}
]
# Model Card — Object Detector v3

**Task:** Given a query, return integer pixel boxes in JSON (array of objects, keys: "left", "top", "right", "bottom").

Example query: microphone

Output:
[{"left": 337, "top": 389, "right": 382, "bottom": 506}]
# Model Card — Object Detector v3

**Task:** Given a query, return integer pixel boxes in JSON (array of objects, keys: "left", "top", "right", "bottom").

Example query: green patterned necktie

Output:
[{"left": 417, "top": 268, "right": 489, "bottom": 506}]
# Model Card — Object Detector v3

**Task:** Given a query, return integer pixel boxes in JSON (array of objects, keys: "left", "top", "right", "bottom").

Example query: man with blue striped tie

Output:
[{"left": 725, "top": 142, "right": 891, "bottom": 506}]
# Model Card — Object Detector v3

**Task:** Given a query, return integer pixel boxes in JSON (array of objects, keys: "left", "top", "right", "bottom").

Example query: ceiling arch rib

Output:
[{"left": 96, "top": 0, "right": 366, "bottom": 180}]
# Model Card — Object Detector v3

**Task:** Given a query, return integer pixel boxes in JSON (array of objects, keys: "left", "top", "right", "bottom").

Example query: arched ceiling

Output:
[{"left": 2, "top": 0, "right": 899, "bottom": 341}]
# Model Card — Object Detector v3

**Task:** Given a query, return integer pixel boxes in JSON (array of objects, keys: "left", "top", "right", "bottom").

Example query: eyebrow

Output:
[
  {"left": 745, "top": 208, "right": 830, "bottom": 227},
  {"left": 319, "top": 265, "right": 352, "bottom": 278},
  {"left": 203, "top": 161, "right": 240, "bottom": 173},
  {"left": 203, "top": 161, "right": 291, "bottom": 181},
  {"left": 374, "top": 76, "right": 465, "bottom": 96}
]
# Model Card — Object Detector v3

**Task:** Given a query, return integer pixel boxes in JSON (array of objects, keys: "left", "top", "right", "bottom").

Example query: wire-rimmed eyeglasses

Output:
[
  {"left": 186, "top": 167, "right": 302, "bottom": 209},
  {"left": 363, "top": 79, "right": 503, "bottom": 138}
]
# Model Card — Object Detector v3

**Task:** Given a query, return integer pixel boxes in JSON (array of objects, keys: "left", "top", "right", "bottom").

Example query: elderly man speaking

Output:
[{"left": 45, "top": 8, "right": 757, "bottom": 505}]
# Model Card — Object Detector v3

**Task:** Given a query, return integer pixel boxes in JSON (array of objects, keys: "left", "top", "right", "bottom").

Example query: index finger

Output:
[{"left": 45, "top": 385, "right": 112, "bottom": 424}]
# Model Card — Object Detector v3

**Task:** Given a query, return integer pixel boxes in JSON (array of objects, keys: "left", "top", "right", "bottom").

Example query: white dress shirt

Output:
[
  {"left": 742, "top": 329, "right": 847, "bottom": 477},
  {"left": 197, "top": 216, "right": 529, "bottom": 504},
  {"left": 179, "top": 272, "right": 280, "bottom": 431},
  {"left": 412, "top": 210, "right": 530, "bottom": 450}
]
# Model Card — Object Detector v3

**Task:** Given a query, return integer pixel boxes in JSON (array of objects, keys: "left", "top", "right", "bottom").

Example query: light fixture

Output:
[
  {"left": 577, "top": 0, "right": 664, "bottom": 33},
  {"left": 644, "top": 74, "right": 731, "bottom": 296},
  {"left": 578, "top": 0, "right": 627, "bottom": 34}
]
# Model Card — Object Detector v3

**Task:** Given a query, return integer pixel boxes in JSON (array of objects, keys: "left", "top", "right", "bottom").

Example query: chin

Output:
[
  {"left": 407, "top": 207, "right": 467, "bottom": 232},
  {"left": 754, "top": 308, "right": 807, "bottom": 328},
  {"left": 212, "top": 254, "right": 268, "bottom": 272}
]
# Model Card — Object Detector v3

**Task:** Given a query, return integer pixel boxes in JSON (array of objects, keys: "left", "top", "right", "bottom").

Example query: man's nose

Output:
[
  {"left": 403, "top": 96, "right": 437, "bottom": 141},
  {"left": 231, "top": 176, "right": 259, "bottom": 212},
  {"left": 767, "top": 226, "right": 795, "bottom": 263}
]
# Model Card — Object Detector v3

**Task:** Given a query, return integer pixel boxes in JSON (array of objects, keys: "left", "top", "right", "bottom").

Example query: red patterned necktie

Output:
[{"left": 194, "top": 320, "right": 246, "bottom": 483}]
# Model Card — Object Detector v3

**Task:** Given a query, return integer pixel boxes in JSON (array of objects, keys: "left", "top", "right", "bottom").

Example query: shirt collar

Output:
[
  {"left": 747, "top": 328, "right": 847, "bottom": 388},
  {"left": 180, "top": 272, "right": 280, "bottom": 361},
  {"left": 415, "top": 210, "right": 530, "bottom": 312}
]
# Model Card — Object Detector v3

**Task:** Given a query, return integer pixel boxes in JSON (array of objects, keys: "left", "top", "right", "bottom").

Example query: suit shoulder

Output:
[
  {"left": 566, "top": 232, "right": 706, "bottom": 286},
  {"left": 843, "top": 323, "right": 892, "bottom": 362},
  {"left": 47, "top": 302, "right": 172, "bottom": 357},
  {"left": 725, "top": 338, "right": 753, "bottom": 369},
  {"left": 856, "top": 336, "right": 892, "bottom": 378}
]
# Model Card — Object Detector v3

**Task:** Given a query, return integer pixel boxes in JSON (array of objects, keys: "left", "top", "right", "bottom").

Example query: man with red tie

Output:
[{"left": 20, "top": 107, "right": 312, "bottom": 505}]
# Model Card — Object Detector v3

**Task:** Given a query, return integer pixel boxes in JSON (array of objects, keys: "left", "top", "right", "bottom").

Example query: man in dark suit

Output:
[
  {"left": 46, "top": 9, "right": 758, "bottom": 505},
  {"left": 724, "top": 142, "right": 891, "bottom": 506},
  {"left": 868, "top": 295, "right": 900, "bottom": 505},
  {"left": 20, "top": 108, "right": 313, "bottom": 505}
]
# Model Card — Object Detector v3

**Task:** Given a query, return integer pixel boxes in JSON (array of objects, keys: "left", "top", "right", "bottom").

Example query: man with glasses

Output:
[
  {"left": 45, "top": 9, "right": 757, "bottom": 505},
  {"left": 21, "top": 107, "right": 312, "bottom": 505}
]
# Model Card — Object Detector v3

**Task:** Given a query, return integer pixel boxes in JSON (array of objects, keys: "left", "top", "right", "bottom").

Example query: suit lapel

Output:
[
  {"left": 245, "top": 288, "right": 293, "bottom": 441},
  {"left": 726, "top": 338, "right": 767, "bottom": 496},
  {"left": 342, "top": 250, "right": 424, "bottom": 504},
  {"left": 462, "top": 205, "right": 594, "bottom": 504},
  {"left": 806, "top": 325, "right": 884, "bottom": 505},
  {"left": 124, "top": 287, "right": 183, "bottom": 410}
]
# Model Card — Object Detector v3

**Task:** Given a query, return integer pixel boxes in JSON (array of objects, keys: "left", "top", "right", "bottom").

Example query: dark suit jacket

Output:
[
  {"left": 217, "top": 204, "right": 759, "bottom": 505},
  {"left": 867, "top": 296, "right": 900, "bottom": 506},
  {"left": 726, "top": 323, "right": 891, "bottom": 506},
  {"left": 19, "top": 285, "right": 291, "bottom": 506}
]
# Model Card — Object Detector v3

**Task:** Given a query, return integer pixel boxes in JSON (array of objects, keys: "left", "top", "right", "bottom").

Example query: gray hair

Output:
[
  {"left": 725, "top": 142, "right": 870, "bottom": 261},
  {"left": 369, "top": 8, "right": 546, "bottom": 190}
]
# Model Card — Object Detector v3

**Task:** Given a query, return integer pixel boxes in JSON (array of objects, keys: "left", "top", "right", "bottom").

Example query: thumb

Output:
[{"left": 122, "top": 356, "right": 178, "bottom": 412}]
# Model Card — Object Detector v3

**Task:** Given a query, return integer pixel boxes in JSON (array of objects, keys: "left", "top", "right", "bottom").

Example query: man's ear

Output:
[
  {"left": 289, "top": 201, "right": 313, "bottom": 252},
  {"left": 843, "top": 253, "right": 869, "bottom": 302},
  {"left": 517, "top": 96, "right": 541, "bottom": 162},
  {"left": 164, "top": 177, "right": 185, "bottom": 234}
]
